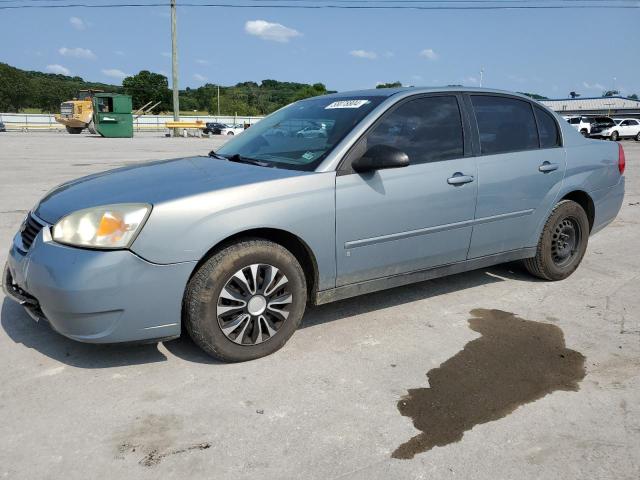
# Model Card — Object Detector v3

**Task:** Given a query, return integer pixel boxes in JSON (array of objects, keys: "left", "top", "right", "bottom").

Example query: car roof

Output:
[{"left": 313, "top": 86, "right": 539, "bottom": 102}]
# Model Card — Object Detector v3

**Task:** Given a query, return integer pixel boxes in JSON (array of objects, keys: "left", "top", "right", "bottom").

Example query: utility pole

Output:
[
  {"left": 217, "top": 85, "right": 220, "bottom": 116},
  {"left": 171, "top": 0, "right": 180, "bottom": 136},
  {"left": 479, "top": 67, "right": 484, "bottom": 88}
]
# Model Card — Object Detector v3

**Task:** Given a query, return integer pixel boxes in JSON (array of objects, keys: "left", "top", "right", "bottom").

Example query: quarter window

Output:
[
  {"left": 364, "top": 96, "right": 464, "bottom": 165},
  {"left": 471, "top": 95, "right": 538, "bottom": 154},
  {"left": 534, "top": 106, "right": 561, "bottom": 148}
]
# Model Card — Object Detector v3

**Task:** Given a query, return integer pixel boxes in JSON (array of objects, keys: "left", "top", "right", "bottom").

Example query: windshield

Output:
[{"left": 216, "top": 95, "right": 385, "bottom": 171}]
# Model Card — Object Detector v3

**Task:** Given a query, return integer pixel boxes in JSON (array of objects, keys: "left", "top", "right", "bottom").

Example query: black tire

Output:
[
  {"left": 87, "top": 120, "right": 97, "bottom": 135},
  {"left": 610, "top": 131, "right": 619, "bottom": 142},
  {"left": 227, "top": 131, "right": 234, "bottom": 135},
  {"left": 184, "top": 239, "right": 307, "bottom": 362},
  {"left": 580, "top": 129, "right": 589, "bottom": 137},
  {"left": 65, "top": 126, "right": 83, "bottom": 134},
  {"left": 524, "top": 200, "right": 590, "bottom": 281},
  {"left": 635, "top": 132, "right": 640, "bottom": 142}
]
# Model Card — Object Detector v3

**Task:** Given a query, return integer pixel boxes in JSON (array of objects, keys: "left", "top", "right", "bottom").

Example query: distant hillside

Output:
[
  {"left": 0, "top": 63, "right": 121, "bottom": 112},
  {"left": 0, "top": 63, "right": 334, "bottom": 115}
]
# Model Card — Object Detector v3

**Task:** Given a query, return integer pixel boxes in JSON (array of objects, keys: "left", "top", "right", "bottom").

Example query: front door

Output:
[{"left": 335, "top": 95, "right": 478, "bottom": 286}]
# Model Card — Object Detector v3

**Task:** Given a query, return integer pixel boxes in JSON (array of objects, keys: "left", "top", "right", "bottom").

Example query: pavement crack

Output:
[{"left": 139, "top": 442, "right": 211, "bottom": 467}]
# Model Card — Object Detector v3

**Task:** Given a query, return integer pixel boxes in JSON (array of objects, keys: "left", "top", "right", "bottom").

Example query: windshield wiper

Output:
[
  {"left": 226, "top": 154, "right": 273, "bottom": 168},
  {"left": 207, "top": 151, "right": 273, "bottom": 168},
  {"left": 207, "top": 150, "right": 227, "bottom": 161}
]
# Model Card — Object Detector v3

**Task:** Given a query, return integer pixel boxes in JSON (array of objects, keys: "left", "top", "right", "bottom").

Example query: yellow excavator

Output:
[{"left": 55, "top": 89, "right": 102, "bottom": 134}]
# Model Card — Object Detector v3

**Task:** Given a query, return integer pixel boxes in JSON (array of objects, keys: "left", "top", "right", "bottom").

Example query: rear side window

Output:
[
  {"left": 365, "top": 96, "right": 464, "bottom": 165},
  {"left": 471, "top": 95, "right": 538, "bottom": 155},
  {"left": 569, "top": 117, "right": 580, "bottom": 124},
  {"left": 534, "top": 106, "right": 561, "bottom": 148}
]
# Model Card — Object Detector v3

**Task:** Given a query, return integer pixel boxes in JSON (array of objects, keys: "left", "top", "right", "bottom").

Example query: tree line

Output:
[
  {"left": 0, "top": 63, "right": 332, "bottom": 115},
  {"left": 2, "top": 63, "right": 637, "bottom": 115}
]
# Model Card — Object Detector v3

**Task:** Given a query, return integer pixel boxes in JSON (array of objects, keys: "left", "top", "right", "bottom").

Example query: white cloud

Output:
[
  {"left": 193, "top": 73, "right": 207, "bottom": 82},
  {"left": 383, "top": 51, "right": 395, "bottom": 58},
  {"left": 59, "top": 47, "right": 96, "bottom": 60},
  {"left": 46, "top": 64, "right": 70, "bottom": 75},
  {"left": 102, "top": 68, "right": 128, "bottom": 79},
  {"left": 161, "top": 51, "right": 171, "bottom": 58},
  {"left": 419, "top": 48, "right": 438, "bottom": 60},
  {"left": 350, "top": 50, "right": 378, "bottom": 60},
  {"left": 245, "top": 20, "right": 301, "bottom": 43},
  {"left": 464, "top": 76, "right": 479, "bottom": 85},
  {"left": 69, "top": 16, "right": 86, "bottom": 30},
  {"left": 583, "top": 81, "right": 605, "bottom": 91},
  {"left": 195, "top": 58, "right": 210, "bottom": 65}
]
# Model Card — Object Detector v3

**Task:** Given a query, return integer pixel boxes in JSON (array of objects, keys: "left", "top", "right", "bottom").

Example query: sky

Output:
[{"left": 1, "top": 2, "right": 639, "bottom": 99}]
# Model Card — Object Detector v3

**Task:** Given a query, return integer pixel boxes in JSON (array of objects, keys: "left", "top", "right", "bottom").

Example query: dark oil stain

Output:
[{"left": 392, "top": 309, "right": 586, "bottom": 459}]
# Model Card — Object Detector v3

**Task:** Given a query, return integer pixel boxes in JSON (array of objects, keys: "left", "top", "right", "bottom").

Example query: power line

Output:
[{"left": 1, "top": 1, "right": 638, "bottom": 8}]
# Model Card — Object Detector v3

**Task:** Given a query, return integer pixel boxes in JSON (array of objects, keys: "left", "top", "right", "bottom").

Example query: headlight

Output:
[{"left": 52, "top": 204, "right": 151, "bottom": 249}]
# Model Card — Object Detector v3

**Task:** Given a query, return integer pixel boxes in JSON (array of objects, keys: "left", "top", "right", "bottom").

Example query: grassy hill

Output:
[{"left": 0, "top": 62, "right": 333, "bottom": 115}]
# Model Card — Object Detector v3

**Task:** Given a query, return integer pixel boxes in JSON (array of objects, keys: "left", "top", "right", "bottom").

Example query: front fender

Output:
[{"left": 131, "top": 172, "right": 337, "bottom": 291}]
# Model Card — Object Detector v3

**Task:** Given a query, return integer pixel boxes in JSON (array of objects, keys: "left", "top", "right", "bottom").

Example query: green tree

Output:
[
  {"left": 602, "top": 90, "right": 620, "bottom": 97},
  {"left": 628, "top": 94, "right": 638, "bottom": 100},
  {"left": 376, "top": 81, "right": 402, "bottom": 89},
  {"left": 122, "top": 70, "right": 171, "bottom": 111}
]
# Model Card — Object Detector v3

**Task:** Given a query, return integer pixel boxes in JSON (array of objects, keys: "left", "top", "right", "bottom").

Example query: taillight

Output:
[{"left": 618, "top": 143, "right": 626, "bottom": 175}]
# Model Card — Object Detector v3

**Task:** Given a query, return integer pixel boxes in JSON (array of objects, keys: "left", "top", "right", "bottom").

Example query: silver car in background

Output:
[{"left": 4, "top": 88, "right": 625, "bottom": 361}]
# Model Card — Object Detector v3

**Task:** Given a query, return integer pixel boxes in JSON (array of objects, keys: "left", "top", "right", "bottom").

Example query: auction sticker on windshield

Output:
[{"left": 325, "top": 100, "right": 371, "bottom": 109}]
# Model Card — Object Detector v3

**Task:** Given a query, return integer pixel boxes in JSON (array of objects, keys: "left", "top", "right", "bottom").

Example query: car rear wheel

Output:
[
  {"left": 184, "top": 239, "right": 307, "bottom": 362},
  {"left": 636, "top": 132, "right": 640, "bottom": 142},
  {"left": 610, "top": 131, "right": 619, "bottom": 141},
  {"left": 65, "top": 126, "right": 83, "bottom": 134},
  {"left": 524, "top": 200, "right": 590, "bottom": 281},
  {"left": 580, "top": 129, "right": 589, "bottom": 137},
  {"left": 227, "top": 131, "right": 234, "bottom": 135}
]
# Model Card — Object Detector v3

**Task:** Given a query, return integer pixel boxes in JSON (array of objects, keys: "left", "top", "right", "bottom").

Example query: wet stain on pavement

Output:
[{"left": 392, "top": 309, "right": 586, "bottom": 459}]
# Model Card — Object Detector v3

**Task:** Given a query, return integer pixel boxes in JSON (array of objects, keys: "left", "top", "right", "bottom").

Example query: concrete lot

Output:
[{"left": 0, "top": 132, "right": 638, "bottom": 479}]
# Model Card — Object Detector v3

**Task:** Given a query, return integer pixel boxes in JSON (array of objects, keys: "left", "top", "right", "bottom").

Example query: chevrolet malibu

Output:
[{"left": 4, "top": 88, "right": 625, "bottom": 361}]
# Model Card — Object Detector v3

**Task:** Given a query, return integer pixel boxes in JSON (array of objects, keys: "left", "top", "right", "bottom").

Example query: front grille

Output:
[{"left": 20, "top": 213, "right": 44, "bottom": 250}]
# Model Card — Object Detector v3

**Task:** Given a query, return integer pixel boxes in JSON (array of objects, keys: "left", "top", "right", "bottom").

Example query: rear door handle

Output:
[
  {"left": 538, "top": 161, "right": 559, "bottom": 173},
  {"left": 447, "top": 173, "right": 474, "bottom": 186}
]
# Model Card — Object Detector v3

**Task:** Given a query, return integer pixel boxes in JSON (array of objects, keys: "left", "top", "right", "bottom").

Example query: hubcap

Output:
[
  {"left": 217, "top": 264, "right": 292, "bottom": 345},
  {"left": 551, "top": 217, "right": 581, "bottom": 267}
]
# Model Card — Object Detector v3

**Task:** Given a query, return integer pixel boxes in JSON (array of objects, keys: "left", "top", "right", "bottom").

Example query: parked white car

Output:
[
  {"left": 566, "top": 116, "right": 615, "bottom": 137},
  {"left": 220, "top": 124, "right": 245, "bottom": 136},
  {"left": 598, "top": 118, "right": 640, "bottom": 141}
]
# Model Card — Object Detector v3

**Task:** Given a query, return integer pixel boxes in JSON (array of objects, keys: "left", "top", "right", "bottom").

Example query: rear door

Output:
[
  {"left": 335, "top": 94, "right": 478, "bottom": 286},
  {"left": 466, "top": 94, "right": 566, "bottom": 258}
]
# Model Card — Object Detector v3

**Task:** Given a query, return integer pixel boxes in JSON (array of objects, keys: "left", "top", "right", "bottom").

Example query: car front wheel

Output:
[
  {"left": 184, "top": 239, "right": 307, "bottom": 361},
  {"left": 610, "top": 131, "right": 619, "bottom": 141},
  {"left": 524, "top": 200, "right": 590, "bottom": 281}
]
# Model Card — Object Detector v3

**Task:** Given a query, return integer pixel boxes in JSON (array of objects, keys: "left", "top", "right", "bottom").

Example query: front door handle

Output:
[
  {"left": 447, "top": 173, "right": 474, "bottom": 186},
  {"left": 538, "top": 161, "right": 559, "bottom": 173}
]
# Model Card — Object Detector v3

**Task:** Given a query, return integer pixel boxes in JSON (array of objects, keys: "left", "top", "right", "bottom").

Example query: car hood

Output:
[{"left": 34, "top": 156, "right": 307, "bottom": 224}]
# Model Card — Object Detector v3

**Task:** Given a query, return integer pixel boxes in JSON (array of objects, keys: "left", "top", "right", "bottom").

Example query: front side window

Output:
[
  {"left": 534, "top": 106, "right": 561, "bottom": 148},
  {"left": 471, "top": 95, "right": 538, "bottom": 155},
  {"left": 569, "top": 117, "right": 580, "bottom": 124},
  {"left": 362, "top": 96, "right": 464, "bottom": 165},
  {"left": 216, "top": 96, "right": 385, "bottom": 171}
]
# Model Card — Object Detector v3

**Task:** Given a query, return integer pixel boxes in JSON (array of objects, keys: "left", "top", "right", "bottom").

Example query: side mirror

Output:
[{"left": 352, "top": 144, "right": 410, "bottom": 173}]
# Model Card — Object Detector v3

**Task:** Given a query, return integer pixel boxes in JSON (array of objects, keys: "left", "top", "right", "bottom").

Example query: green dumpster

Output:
[{"left": 92, "top": 93, "right": 133, "bottom": 138}]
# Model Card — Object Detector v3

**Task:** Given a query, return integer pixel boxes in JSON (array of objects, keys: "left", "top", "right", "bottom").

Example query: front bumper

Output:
[{"left": 3, "top": 222, "right": 196, "bottom": 343}]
